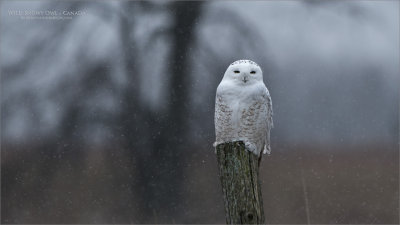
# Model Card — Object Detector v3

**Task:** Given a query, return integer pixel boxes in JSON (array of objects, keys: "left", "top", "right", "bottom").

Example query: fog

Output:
[{"left": 1, "top": 1, "right": 398, "bottom": 224}]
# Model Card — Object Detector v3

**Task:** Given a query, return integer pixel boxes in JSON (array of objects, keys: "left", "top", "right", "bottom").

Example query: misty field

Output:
[{"left": 2, "top": 142, "right": 398, "bottom": 224}]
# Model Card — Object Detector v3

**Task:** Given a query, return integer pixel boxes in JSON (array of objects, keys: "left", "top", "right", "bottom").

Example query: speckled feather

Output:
[{"left": 214, "top": 60, "right": 273, "bottom": 156}]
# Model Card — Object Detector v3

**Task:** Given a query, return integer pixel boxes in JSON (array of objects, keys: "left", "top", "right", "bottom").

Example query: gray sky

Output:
[{"left": 1, "top": 1, "right": 398, "bottom": 146}]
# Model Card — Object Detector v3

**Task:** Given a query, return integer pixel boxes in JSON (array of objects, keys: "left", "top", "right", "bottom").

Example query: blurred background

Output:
[{"left": 1, "top": 0, "right": 398, "bottom": 224}]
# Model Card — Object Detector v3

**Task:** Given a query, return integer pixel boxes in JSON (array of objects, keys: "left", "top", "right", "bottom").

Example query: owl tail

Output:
[
  {"left": 263, "top": 132, "right": 271, "bottom": 155},
  {"left": 263, "top": 144, "right": 271, "bottom": 155},
  {"left": 263, "top": 128, "right": 273, "bottom": 155}
]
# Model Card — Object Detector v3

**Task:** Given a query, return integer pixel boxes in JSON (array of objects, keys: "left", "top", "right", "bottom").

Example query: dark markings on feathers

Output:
[{"left": 230, "top": 59, "right": 259, "bottom": 67}]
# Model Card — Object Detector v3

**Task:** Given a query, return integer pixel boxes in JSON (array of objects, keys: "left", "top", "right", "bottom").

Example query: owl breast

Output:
[{"left": 214, "top": 83, "right": 268, "bottom": 155}]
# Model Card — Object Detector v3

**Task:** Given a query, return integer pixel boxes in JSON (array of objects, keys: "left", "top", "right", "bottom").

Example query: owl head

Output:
[{"left": 222, "top": 59, "right": 263, "bottom": 85}]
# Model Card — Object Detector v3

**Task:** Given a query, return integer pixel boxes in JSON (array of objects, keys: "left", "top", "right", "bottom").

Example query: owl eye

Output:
[
  {"left": 250, "top": 71, "right": 256, "bottom": 74},
  {"left": 234, "top": 70, "right": 240, "bottom": 73}
]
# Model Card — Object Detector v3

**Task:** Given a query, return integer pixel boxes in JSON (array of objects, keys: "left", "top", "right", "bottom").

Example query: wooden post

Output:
[{"left": 216, "top": 141, "right": 265, "bottom": 224}]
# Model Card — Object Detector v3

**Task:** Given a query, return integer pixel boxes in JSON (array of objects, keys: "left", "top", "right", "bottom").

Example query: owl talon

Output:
[{"left": 244, "top": 141, "right": 257, "bottom": 154}]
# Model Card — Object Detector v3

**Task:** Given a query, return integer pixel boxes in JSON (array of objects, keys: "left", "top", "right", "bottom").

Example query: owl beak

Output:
[{"left": 242, "top": 76, "right": 249, "bottom": 83}]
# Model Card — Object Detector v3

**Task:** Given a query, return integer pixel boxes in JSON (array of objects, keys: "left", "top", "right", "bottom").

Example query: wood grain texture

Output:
[{"left": 216, "top": 141, "right": 265, "bottom": 224}]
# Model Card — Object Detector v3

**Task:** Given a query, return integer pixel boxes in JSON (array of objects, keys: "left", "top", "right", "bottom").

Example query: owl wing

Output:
[
  {"left": 263, "top": 88, "right": 273, "bottom": 154},
  {"left": 214, "top": 91, "right": 234, "bottom": 147}
]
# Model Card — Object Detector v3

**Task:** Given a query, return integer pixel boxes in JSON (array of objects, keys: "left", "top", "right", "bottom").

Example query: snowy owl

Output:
[{"left": 214, "top": 60, "right": 273, "bottom": 156}]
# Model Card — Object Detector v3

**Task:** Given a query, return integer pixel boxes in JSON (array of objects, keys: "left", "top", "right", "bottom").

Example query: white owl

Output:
[{"left": 214, "top": 60, "right": 273, "bottom": 156}]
